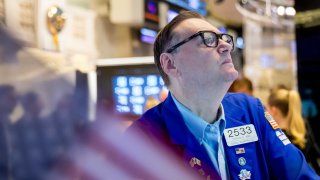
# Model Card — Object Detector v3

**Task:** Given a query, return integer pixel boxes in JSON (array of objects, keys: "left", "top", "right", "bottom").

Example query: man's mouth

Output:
[{"left": 222, "top": 59, "right": 232, "bottom": 64}]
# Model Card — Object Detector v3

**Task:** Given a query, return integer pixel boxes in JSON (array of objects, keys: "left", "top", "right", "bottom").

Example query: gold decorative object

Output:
[{"left": 46, "top": 6, "right": 66, "bottom": 51}]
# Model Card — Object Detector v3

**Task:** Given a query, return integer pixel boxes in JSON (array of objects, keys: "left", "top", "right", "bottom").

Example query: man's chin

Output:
[{"left": 225, "top": 69, "right": 239, "bottom": 82}]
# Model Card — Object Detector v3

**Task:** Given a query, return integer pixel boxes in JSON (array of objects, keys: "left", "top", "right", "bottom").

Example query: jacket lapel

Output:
[
  {"left": 222, "top": 97, "right": 255, "bottom": 179},
  {"left": 222, "top": 97, "right": 246, "bottom": 129}
]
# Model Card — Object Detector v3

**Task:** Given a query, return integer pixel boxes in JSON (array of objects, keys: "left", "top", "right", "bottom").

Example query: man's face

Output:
[{"left": 168, "top": 18, "right": 238, "bottom": 90}]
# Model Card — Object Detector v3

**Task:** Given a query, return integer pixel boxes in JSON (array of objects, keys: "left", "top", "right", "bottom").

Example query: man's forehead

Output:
[{"left": 174, "top": 18, "right": 220, "bottom": 35}]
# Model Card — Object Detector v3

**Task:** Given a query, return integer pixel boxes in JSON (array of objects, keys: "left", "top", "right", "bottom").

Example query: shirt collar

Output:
[{"left": 171, "top": 94, "right": 226, "bottom": 143}]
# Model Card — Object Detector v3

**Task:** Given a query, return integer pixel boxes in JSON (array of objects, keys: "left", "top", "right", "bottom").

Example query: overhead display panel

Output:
[{"left": 165, "top": 0, "right": 207, "bottom": 15}]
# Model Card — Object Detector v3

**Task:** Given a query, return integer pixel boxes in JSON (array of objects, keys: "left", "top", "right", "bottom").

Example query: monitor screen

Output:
[
  {"left": 96, "top": 58, "right": 168, "bottom": 119},
  {"left": 218, "top": 27, "right": 228, "bottom": 34},
  {"left": 140, "top": 27, "right": 157, "bottom": 44},
  {"left": 112, "top": 75, "right": 167, "bottom": 115},
  {"left": 145, "top": 0, "right": 159, "bottom": 23},
  {"left": 165, "top": 0, "right": 207, "bottom": 15}
]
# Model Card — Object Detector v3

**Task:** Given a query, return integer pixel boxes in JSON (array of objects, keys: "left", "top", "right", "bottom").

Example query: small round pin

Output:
[{"left": 238, "top": 157, "right": 246, "bottom": 166}]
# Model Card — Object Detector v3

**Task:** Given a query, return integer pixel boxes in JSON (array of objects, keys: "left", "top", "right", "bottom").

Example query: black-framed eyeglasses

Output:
[{"left": 166, "top": 30, "right": 234, "bottom": 53}]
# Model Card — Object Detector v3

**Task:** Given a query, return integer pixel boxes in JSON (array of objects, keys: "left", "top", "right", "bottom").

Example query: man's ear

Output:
[{"left": 160, "top": 53, "right": 179, "bottom": 77}]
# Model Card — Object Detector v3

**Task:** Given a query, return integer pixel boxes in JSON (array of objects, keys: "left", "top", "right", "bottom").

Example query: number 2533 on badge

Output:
[{"left": 224, "top": 124, "right": 258, "bottom": 146}]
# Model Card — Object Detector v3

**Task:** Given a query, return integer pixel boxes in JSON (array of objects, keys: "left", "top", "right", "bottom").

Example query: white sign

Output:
[
  {"left": 64, "top": 5, "right": 97, "bottom": 56},
  {"left": 224, "top": 124, "right": 258, "bottom": 146},
  {"left": 4, "top": 0, "right": 37, "bottom": 46}
]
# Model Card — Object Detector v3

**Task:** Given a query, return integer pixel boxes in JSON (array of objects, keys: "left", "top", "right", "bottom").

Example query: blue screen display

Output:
[
  {"left": 166, "top": 0, "right": 207, "bottom": 15},
  {"left": 112, "top": 75, "right": 168, "bottom": 115},
  {"left": 140, "top": 28, "right": 157, "bottom": 44}
]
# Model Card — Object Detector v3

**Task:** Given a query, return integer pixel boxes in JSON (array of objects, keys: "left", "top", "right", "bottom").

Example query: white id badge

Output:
[{"left": 224, "top": 124, "right": 258, "bottom": 146}]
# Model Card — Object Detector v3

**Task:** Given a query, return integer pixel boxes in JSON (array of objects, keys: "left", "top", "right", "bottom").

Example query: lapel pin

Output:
[
  {"left": 189, "top": 157, "right": 201, "bottom": 167},
  {"left": 238, "top": 169, "right": 251, "bottom": 180},
  {"left": 238, "top": 157, "right": 246, "bottom": 166},
  {"left": 235, "top": 147, "right": 245, "bottom": 154},
  {"left": 198, "top": 168, "right": 205, "bottom": 176}
]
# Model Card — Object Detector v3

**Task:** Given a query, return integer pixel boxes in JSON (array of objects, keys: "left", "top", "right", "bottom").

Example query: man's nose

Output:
[{"left": 217, "top": 39, "right": 232, "bottom": 54}]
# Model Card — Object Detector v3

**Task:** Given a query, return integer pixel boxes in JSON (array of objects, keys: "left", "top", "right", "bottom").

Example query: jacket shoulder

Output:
[
  {"left": 224, "top": 92, "right": 259, "bottom": 104},
  {"left": 128, "top": 103, "right": 169, "bottom": 142}
]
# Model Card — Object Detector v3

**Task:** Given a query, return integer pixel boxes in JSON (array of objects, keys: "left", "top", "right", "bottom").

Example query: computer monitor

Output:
[
  {"left": 140, "top": 27, "right": 158, "bottom": 44},
  {"left": 96, "top": 57, "right": 168, "bottom": 119}
]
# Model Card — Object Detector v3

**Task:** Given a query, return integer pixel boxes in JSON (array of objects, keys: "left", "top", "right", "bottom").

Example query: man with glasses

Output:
[{"left": 129, "top": 11, "right": 318, "bottom": 179}]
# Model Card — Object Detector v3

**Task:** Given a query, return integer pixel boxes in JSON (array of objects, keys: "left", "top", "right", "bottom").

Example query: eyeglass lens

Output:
[{"left": 202, "top": 32, "right": 233, "bottom": 49}]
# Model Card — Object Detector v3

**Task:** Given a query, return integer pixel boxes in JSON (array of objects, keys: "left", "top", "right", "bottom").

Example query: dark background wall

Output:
[{"left": 295, "top": 1, "right": 320, "bottom": 144}]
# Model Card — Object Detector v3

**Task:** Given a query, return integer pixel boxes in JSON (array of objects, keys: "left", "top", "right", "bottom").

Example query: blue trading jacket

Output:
[{"left": 130, "top": 93, "right": 319, "bottom": 179}]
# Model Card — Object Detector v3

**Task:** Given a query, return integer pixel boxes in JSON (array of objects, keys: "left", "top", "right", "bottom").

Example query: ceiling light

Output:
[
  {"left": 277, "top": 6, "right": 285, "bottom": 16},
  {"left": 285, "top": 7, "right": 296, "bottom": 16}
]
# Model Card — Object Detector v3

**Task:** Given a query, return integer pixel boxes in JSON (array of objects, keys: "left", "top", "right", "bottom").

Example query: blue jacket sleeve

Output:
[{"left": 254, "top": 98, "right": 319, "bottom": 179}]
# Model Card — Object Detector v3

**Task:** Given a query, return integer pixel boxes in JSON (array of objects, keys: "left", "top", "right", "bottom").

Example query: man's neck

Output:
[{"left": 170, "top": 86, "right": 228, "bottom": 124}]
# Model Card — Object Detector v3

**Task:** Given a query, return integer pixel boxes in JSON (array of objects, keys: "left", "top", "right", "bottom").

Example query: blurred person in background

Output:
[
  {"left": 0, "top": 85, "right": 18, "bottom": 178},
  {"left": 47, "top": 94, "right": 76, "bottom": 152},
  {"left": 129, "top": 11, "right": 319, "bottom": 179},
  {"left": 228, "top": 76, "right": 253, "bottom": 96},
  {"left": 9, "top": 92, "right": 53, "bottom": 179},
  {"left": 267, "top": 87, "right": 320, "bottom": 174}
]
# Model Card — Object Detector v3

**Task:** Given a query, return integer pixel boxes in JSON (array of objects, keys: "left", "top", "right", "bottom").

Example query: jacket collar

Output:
[
  {"left": 222, "top": 94, "right": 247, "bottom": 128},
  {"left": 162, "top": 93, "right": 248, "bottom": 143}
]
